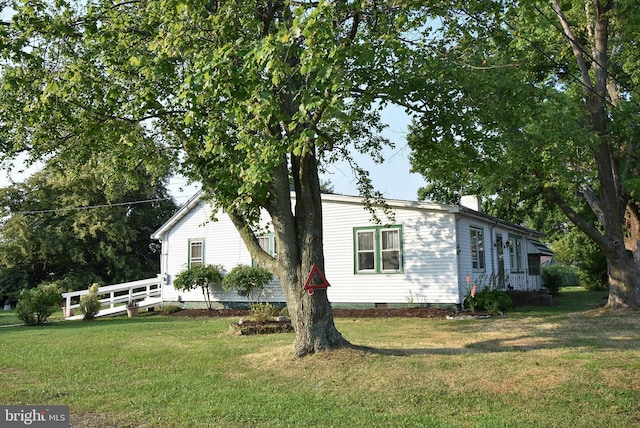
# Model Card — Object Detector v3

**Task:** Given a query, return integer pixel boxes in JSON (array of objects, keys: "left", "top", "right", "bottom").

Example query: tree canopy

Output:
[
  {"left": 406, "top": 0, "right": 640, "bottom": 308},
  {"left": 0, "top": 157, "right": 176, "bottom": 301},
  {"left": 0, "top": 0, "right": 434, "bottom": 355}
]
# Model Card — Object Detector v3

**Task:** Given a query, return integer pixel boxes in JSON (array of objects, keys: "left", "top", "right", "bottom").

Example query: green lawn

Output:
[{"left": 1, "top": 287, "right": 639, "bottom": 427}]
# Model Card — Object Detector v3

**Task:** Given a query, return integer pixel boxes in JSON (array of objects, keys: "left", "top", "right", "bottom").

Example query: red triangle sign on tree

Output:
[{"left": 303, "top": 263, "right": 331, "bottom": 295}]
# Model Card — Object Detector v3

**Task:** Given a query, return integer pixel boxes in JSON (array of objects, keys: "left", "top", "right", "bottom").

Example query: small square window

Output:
[{"left": 189, "top": 240, "right": 204, "bottom": 267}]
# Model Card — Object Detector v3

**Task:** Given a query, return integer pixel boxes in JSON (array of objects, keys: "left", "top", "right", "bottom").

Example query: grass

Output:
[{"left": 1, "top": 287, "right": 639, "bottom": 427}]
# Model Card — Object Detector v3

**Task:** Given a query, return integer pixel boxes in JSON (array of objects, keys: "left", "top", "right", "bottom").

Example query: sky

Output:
[
  {"left": 319, "top": 104, "right": 425, "bottom": 201},
  {"left": 0, "top": 105, "right": 426, "bottom": 205}
]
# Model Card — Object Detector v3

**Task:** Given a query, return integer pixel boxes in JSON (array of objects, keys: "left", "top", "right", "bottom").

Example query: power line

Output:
[{"left": 9, "top": 197, "right": 174, "bottom": 215}]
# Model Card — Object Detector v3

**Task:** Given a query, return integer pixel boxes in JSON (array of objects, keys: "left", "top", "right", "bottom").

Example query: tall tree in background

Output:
[
  {"left": 0, "top": 158, "right": 177, "bottom": 298},
  {"left": 0, "top": 1, "right": 430, "bottom": 356},
  {"left": 406, "top": 1, "right": 640, "bottom": 309}
]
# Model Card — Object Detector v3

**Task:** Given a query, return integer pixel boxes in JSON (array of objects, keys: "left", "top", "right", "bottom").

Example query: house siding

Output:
[
  {"left": 321, "top": 199, "right": 459, "bottom": 305},
  {"left": 159, "top": 201, "right": 284, "bottom": 306},
  {"left": 154, "top": 193, "right": 546, "bottom": 307}
]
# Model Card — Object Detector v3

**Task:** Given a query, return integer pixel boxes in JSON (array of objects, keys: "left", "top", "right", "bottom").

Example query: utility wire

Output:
[{"left": 9, "top": 197, "right": 174, "bottom": 215}]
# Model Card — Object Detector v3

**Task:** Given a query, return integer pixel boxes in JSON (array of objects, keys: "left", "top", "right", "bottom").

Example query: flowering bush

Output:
[{"left": 80, "top": 283, "right": 102, "bottom": 320}]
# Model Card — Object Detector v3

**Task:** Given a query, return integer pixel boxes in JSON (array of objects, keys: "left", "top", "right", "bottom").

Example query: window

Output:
[
  {"left": 381, "top": 229, "right": 401, "bottom": 271},
  {"left": 354, "top": 226, "right": 403, "bottom": 273},
  {"left": 189, "top": 239, "right": 204, "bottom": 267},
  {"left": 509, "top": 234, "right": 523, "bottom": 271},
  {"left": 356, "top": 230, "right": 376, "bottom": 272},
  {"left": 470, "top": 227, "right": 485, "bottom": 271},
  {"left": 253, "top": 233, "right": 276, "bottom": 267}
]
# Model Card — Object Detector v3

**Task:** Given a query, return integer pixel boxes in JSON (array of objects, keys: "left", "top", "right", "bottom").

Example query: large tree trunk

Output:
[
  {"left": 231, "top": 152, "right": 349, "bottom": 357},
  {"left": 605, "top": 245, "right": 640, "bottom": 308},
  {"left": 551, "top": 1, "right": 640, "bottom": 309},
  {"left": 286, "top": 149, "right": 349, "bottom": 356}
]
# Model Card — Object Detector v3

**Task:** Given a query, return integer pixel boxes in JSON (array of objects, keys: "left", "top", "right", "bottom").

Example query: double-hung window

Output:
[
  {"left": 188, "top": 239, "right": 204, "bottom": 267},
  {"left": 509, "top": 234, "right": 523, "bottom": 271},
  {"left": 253, "top": 233, "right": 276, "bottom": 267},
  {"left": 470, "top": 227, "right": 485, "bottom": 271},
  {"left": 354, "top": 226, "right": 403, "bottom": 274}
]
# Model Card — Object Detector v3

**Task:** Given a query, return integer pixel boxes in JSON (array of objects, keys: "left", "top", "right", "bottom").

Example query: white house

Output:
[{"left": 151, "top": 192, "right": 553, "bottom": 308}]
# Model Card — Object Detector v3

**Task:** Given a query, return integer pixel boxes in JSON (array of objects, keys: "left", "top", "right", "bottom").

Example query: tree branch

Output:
[
  {"left": 551, "top": 0, "right": 592, "bottom": 89},
  {"left": 544, "top": 185, "right": 609, "bottom": 250}
]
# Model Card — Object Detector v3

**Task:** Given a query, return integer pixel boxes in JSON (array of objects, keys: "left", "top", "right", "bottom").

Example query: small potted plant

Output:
[
  {"left": 61, "top": 302, "right": 74, "bottom": 317},
  {"left": 126, "top": 300, "right": 139, "bottom": 318}
]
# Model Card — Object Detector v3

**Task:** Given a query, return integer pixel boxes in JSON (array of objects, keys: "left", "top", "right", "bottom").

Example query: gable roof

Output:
[
  {"left": 151, "top": 190, "right": 544, "bottom": 241},
  {"left": 151, "top": 191, "right": 205, "bottom": 240}
]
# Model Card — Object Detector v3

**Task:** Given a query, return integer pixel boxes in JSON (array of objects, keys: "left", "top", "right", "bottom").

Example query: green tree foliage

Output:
[
  {"left": 15, "top": 282, "right": 62, "bottom": 325},
  {"left": 173, "top": 264, "right": 225, "bottom": 310},
  {"left": 0, "top": 159, "right": 177, "bottom": 296},
  {"left": 0, "top": 0, "right": 432, "bottom": 355},
  {"left": 551, "top": 227, "right": 607, "bottom": 290},
  {"left": 222, "top": 264, "right": 273, "bottom": 305},
  {"left": 406, "top": 1, "right": 640, "bottom": 308}
]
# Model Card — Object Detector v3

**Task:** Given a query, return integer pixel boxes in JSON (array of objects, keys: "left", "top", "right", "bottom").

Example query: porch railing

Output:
[{"left": 61, "top": 275, "right": 163, "bottom": 319}]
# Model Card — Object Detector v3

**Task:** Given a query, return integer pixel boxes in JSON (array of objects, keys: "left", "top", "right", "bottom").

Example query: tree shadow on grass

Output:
[
  {"left": 347, "top": 314, "right": 640, "bottom": 356},
  {"left": 348, "top": 343, "right": 482, "bottom": 356}
]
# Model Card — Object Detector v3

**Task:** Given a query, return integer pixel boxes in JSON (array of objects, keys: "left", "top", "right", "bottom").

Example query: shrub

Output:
[
  {"left": 222, "top": 265, "right": 273, "bottom": 305},
  {"left": 250, "top": 303, "right": 278, "bottom": 322},
  {"left": 160, "top": 304, "right": 182, "bottom": 315},
  {"left": 464, "top": 287, "right": 512, "bottom": 314},
  {"left": 279, "top": 306, "right": 290, "bottom": 319},
  {"left": 174, "top": 264, "right": 225, "bottom": 310},
  {"left": 541, "top": 267, "right": 564, "bottom": 296},
  {"left": 15, "top": 283, "right": 62, "bottom": 325},
  {"left": 80, "top": 283, "right": 102, "bottom": 320}
]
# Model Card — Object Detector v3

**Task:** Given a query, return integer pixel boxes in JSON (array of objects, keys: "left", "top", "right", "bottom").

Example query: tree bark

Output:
[
  {"left": 603, "top": 244, "right": 640, "bottom": 308},
  {"left": 230, "top": 152, "right": 349, "bottom": 357},
  {"left": 287, "top": 148, "right": 349, "bottom": 356},
  {"left": 551, "top": 1, "right": 640, "bottom": 308}
]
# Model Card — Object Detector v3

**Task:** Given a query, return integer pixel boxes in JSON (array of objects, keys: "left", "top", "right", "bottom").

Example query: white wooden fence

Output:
[{"left": 61, "top": 276, "right": 163, "bottom": 320}]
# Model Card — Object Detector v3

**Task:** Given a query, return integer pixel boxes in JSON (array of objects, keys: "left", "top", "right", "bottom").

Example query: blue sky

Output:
[{"left": 319, "top": 104, "right": 425, "bottom": 201}]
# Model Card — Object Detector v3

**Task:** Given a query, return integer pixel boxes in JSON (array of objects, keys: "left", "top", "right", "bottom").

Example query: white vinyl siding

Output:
[{"left": 159, "top": 201, "right": 284, "bottom": 304}]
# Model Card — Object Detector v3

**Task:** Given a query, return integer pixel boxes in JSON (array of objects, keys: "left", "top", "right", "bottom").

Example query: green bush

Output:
[
  {"left": 160, "top": 304, "right": 182, "bottom": 315},
  {"left": 250, "top": 303, "right": 278, "bottom": 322},
  {"left": 15, "top": 283, "right": 62, "bottom": 325},
  {"left": 279, "top": 306, "right": 290, "bottom": 318},
  {"left": 79, "top": 283, "right": 102, "bottom": 320},
  {"left": 463, "top": 287, "right": 512, "bottom": 314},
  {"left": 541, "top": 267, "right": 564, "bottom": 296},
  {"left": 174, "top": 264, "right": 225, "bottom": 310},
  {"left": 222, "top": 265, "right": 273, "bottom": 305}
]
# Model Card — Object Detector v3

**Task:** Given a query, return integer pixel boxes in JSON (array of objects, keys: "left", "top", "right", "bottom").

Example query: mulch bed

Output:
[
  {"left": 171, "top": 307, "right": 494, "bottom": 335},
  {"left": 170, "top": 307, "right": 466, "bottom": 319}
]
